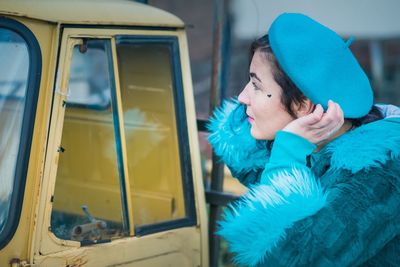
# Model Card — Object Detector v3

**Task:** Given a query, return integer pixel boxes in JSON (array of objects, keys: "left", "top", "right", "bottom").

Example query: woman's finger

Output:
[
  {"left": 330, "top": 103, "right": 344, "bottom": 131},
  {"left": 314, "top": 100, "right": 343, "bottom": 129},
  {"left": 309, "top": 100, "right": 334, "bottom": 128},
  {"left": 313, "top": 104, "right": 324, "bottom": 118},
  {"left": 298, "top": 104, "right": 324, "bottom": 126},
  {"left": 311, "top": 102, "right": 344, "bottom": 136},
  {"left": 336, "top": 103, "right": 345, "bottom": 124},
  {"left": 320, "top": 108, "right": 344, "bottom": 137}
]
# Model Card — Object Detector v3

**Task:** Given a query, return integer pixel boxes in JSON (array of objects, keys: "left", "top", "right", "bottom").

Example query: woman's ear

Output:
[{"left": 293, "top": 99, "right": 315, "bottom": 117}]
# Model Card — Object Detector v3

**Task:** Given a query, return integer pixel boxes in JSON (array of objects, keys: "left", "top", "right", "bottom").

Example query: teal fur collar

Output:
[
  {"left": 207, "top": 98, "right": 269, "bottom": 173},
  {"left": 322, "top": 105, "right": 400, "bottom": 173},
  {"left": 208, "top": 99, "right": 400, "bottom": 175}
]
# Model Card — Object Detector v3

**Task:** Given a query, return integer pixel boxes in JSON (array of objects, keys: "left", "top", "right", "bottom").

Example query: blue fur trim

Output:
[
  {"left": 218, "top": 168, "right": 327, "bottom": 267},
  {"left": 325, "top": 118, "right": 400, "bottom": 173},
  {"left": 207, "top": 98, "right": 269, "bottom": 173}
]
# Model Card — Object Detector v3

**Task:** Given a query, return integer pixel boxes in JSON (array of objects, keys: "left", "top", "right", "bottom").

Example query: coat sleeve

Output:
[
  {"left": 207, "top": 98, "right": 269, "bottom": 186},
  {"left": 218, "top": 131, "right": 400, "bottom": 267}
]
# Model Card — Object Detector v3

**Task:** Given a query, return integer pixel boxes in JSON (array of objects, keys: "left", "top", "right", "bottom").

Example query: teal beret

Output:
[{"left": 269, "top": 13, "right": 373, "bottom": 118}]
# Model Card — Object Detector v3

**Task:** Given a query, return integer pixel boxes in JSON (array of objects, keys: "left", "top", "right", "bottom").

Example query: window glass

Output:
[
  {"left": 116, "top": 40, "right": 187, "bottom": 226},
  {"left": 67, "top": 43, "right": 111, "bottom": 109},
  {"left": 0, "top": 28, "right": 29, "bottom": 234},
  {"left": 51, "top": 40, "right": 126, "bottom": 242}
]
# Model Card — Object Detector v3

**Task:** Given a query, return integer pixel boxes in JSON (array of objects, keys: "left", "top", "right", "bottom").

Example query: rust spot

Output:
[{"left": 9, "top": 258, "right": 21, "bottom": 265}]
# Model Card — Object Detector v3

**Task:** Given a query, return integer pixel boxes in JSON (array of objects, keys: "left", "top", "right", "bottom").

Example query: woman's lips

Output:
[{"left": 248, "top": 116, "right": 254, "bottom": 123}]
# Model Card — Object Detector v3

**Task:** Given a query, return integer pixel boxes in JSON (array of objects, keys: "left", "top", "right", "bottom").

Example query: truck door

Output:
[{"left": 35, "top": 28, "right": 206, "bottom": 266}]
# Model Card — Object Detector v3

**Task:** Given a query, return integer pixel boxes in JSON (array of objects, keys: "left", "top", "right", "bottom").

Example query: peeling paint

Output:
[{"left": 65, "top": 253, "right": 89, "bottom": 267}]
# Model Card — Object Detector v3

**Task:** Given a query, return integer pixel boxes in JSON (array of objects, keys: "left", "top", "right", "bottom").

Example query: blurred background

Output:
[{"left": 145, "top": 1, "right": 400, "bottom": 265}]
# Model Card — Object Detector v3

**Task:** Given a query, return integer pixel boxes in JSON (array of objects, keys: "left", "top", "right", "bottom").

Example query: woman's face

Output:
[{"left": 238, "top": 50, "right": 295, "bottom": 140}]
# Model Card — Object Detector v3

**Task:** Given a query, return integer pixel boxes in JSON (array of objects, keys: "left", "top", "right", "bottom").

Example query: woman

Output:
[{"left": 208, "top": 13, "right": 400, "bottom": 266}]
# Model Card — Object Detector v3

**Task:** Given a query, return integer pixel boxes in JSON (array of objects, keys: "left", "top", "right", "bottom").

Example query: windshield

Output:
[{"left": 0, "top": 28, "right": 29, "bottom": 233}]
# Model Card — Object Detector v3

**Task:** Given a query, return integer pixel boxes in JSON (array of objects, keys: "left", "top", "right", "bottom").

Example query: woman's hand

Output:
[{"left": 282, "top": 100, "right": 344, "bottom": 145}]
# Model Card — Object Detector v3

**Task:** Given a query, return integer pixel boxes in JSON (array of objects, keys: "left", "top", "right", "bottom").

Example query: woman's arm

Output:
[{"left": 207, "top": 98, "right": 269, "bottom": 186}]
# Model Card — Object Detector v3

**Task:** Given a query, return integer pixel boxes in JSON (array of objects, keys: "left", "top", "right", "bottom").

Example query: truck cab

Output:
[{"left": 0, "top": 0, "right": 208, "bottom": 266}]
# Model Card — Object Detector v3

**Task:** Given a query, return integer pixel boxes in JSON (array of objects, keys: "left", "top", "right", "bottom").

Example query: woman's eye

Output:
[{"left": 252, "top": 82, "right": 261, "bottom": 90}]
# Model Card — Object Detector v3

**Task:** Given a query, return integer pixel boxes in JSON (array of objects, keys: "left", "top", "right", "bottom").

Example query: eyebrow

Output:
[{"left": 249, "top": 72, "right": 262, "bottom": 83}]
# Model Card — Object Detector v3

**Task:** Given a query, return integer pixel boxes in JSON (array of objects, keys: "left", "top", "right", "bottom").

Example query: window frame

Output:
[
  {"left": 0, "top": 17, "right": 42, "bottom": 249},
  {"left": 115, "top": 35, "right": 197, "bottom": 236},
  {"left": 42, "top": 31, "right": 198, "bottom": 252},
  {"left": 50, "top": 39, "right": 131, "bottom": 244}
]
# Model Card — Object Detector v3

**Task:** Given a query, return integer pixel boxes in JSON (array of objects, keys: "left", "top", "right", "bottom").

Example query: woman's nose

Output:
[{"left": 238, "top": 83, "right": 250, "bottom": 105}]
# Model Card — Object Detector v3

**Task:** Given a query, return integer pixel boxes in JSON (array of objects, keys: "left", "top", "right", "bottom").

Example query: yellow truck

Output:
[{"left": 0, "top": 0, "right": 210, "bottom": 266}]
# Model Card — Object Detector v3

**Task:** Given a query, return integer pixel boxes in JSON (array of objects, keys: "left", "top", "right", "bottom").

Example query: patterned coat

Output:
[{"left": 208, "top": 99, "right": 400, "bottom": 267}]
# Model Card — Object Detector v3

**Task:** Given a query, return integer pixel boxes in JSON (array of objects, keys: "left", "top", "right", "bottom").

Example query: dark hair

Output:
[
  {"left": 250, "top": 34, "right": 383, "bottom": 125},
  {"left": 250, "top": 35, "right": 307, "bottom": 118}
]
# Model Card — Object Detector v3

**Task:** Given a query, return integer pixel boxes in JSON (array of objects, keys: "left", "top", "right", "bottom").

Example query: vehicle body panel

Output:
[{"left": 0, "top": 1, "right": 208, "bottom": 266}]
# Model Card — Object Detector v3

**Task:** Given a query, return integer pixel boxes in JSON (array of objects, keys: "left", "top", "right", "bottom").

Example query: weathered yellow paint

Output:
[
  {"left": 38, "top": 36, "right": 84, "bottom": 256},
  {"left": 0, "top": 1, "right": 208, "bottom": 266},
  {"left": 176, "top": 28, "right": 210, "bottom": 266},
  {"left": 34, "top": 227, "right": 201, "bottom": 267},
  {"left": 0, "top": 16, "right": 59, "bottom": 267},
  {"left": 0, "top": 0, "right": 184, "bottom": 28}
]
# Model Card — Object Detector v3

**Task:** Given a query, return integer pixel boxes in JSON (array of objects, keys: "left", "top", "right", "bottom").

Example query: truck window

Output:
[
  {"left": 116, "top": 36, "right": 196, "bottom": 234},
  {"left": 0, "top": 28, "right": 29, "bottom": 234},
  {"left": 51, "top": 40, "right": 127, "bottom": 242},
  {"left": 50, "top": 36, "right": 196, "bottom": 242}
]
